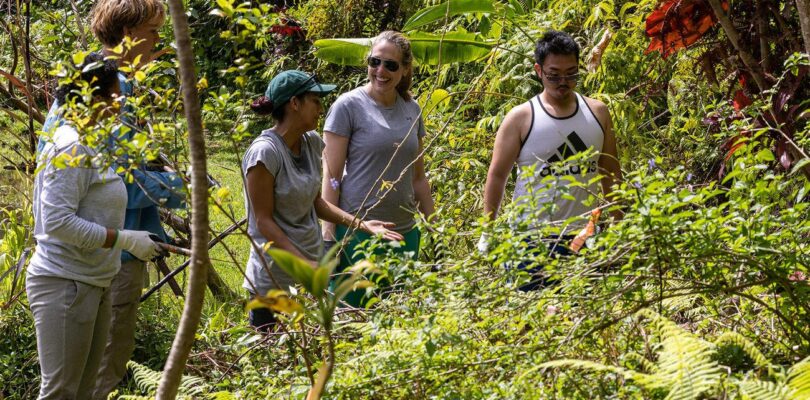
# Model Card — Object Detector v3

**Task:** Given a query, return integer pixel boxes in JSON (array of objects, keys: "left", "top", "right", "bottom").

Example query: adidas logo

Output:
[
  {"left": 547, "top": 131, "right": 588, "bottom": 163},
  {"left": 539, "top": 131, "right": 597, "bottom": 177}
]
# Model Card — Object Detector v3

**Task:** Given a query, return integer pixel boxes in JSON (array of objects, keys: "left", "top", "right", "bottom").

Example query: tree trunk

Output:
[
  {"left": 796, "top": 0, "right": 810, "bottom": 54},
  {"left": 156, "top": 0, "right": 210, "bottom": 398},
  {"left": 707, "top": 0, "right": 769, "bottom": 92}
]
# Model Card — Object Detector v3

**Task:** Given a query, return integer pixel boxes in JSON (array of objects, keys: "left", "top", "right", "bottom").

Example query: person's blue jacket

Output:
[{"left": 39, "top": 72, "right": 186, "bottom": 262}]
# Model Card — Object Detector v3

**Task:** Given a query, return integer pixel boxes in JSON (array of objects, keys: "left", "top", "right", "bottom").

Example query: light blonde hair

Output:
[
  {"left": 371, "top": 30, "right": 414, "bottom": 101},
  {"left": 90, "top": 0, "right": 166, "bottom": 47}
]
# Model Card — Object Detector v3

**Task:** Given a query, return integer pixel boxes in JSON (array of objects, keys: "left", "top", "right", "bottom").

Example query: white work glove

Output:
[
  {"left": 476, "top": 233, "right": 490, "bottom": 255},
  {"left": 115, "top": 230, "right": 161, "bottom": 261}
]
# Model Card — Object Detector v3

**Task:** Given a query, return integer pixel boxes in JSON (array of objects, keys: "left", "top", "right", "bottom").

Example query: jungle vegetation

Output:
[{"left": 1, "top": 0, "right": 810, "bottom": 398}]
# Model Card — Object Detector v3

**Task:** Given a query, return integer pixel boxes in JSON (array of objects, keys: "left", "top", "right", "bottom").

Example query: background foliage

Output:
[{"left": 1, "top": 0, "right": 809, "bottom": 398}]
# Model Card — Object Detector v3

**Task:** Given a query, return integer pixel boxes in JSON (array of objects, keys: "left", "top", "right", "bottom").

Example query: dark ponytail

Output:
[{"left": 250, "top": 96, "right": 274, "bottom": 115}]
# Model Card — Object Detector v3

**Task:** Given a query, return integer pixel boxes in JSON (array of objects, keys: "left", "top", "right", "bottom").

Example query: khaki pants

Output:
[
  {"left": 92, "top": 259, "right": 145, "bottom": 400},
  {"left": 26, "top": 274, "right": 111, "bottom": 400}
]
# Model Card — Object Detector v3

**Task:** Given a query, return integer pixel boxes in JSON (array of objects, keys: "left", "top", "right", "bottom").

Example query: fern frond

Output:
[
  {"left": 623, "top": 351, "right": 659, "bottom": 374},
  {"left": 178, "top": 373, "right": 208, "bottom": 396},
  {"left": 714, "top": 332, "right": 774, "bottom": 370},
  {"left": 127, "top": 360, "right": 212, "bottom": 397},
  {"left": 128, "top": 360, "right": 162, "bottom": 395},
  {"left": 736, "top": 379, "right": 791, "bottom": 400},
  {"left": 634, "top": 309, "right": 724, "bottom": 399},
  {"left": 786, "top": 357, "right": 810, "bottom": 399}
]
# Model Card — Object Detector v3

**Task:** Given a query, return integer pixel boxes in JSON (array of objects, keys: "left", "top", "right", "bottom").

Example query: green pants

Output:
[{"left": 332, "top": 225, "right": 420, "bottom": 307}]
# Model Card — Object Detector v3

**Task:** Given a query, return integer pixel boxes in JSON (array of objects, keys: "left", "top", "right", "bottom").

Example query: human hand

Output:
[
  {"left": 115, "top": 229, "right": 161, "bottom": 261},
  {"left": 362, "top": 220, "right": 404, "bottom": 241}
]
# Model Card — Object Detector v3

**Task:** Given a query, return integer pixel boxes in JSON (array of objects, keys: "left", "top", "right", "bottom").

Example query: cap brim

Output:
[{"left": 308, "top": 83, "right": 337, "bottom": 95}]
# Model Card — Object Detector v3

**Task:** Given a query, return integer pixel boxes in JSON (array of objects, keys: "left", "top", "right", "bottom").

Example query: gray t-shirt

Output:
[
  {"left": 323, "top": 87, "right": 426, "bottom": 233},
  {"left": 242, "top": 129, "right": 325, "bottom": 294},
  {"left": 28, "top": 125, "right": 127, "bottom": 288}
]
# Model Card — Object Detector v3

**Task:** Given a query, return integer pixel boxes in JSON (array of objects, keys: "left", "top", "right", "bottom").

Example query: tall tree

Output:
[{"left": 156, "top": 0, "right": 211, "bottom": 397}]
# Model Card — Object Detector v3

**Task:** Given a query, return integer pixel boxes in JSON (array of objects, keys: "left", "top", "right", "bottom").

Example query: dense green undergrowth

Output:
[{"left": 2, "top": 0, "right": 809, "bottom": 398}]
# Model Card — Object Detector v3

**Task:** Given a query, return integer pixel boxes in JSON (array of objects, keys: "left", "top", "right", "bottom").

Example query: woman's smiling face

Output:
[{"left": 367, "top": 40, "right": 406, "bottom": 96}]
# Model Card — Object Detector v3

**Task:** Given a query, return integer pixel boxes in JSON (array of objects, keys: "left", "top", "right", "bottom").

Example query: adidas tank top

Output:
[{"left": 511, "top": 92, "right": 604, "bottom": 230}]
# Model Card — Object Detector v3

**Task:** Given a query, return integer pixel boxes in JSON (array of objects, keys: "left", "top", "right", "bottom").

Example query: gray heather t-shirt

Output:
[
  {"left": 242, "top": 130, "right": 325, "bottom": 294},
  {"left": 323, "top": 87, "right": 426, "bottom": 233},
  {"left": 28, "top": 125, "right": 127, "bottom": 288}
]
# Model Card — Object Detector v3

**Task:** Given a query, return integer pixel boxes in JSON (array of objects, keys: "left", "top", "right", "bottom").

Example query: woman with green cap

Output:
[{"left": 243, "top": 70, "right": 403, "bottom": 331}]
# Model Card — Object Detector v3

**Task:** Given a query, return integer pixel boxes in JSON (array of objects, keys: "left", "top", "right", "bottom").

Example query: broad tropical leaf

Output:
[
  {"left": 402, "top": 0, "right": 497, "bottom": 31},
  {"left": 312, "top": 38, "right": 373, "bottom": 66},
  {"left": 313, "top": 32, "right": 493, "bottom": 66},
  {"left": 408, "top": 31, "right": 493, "bottom": 65}
]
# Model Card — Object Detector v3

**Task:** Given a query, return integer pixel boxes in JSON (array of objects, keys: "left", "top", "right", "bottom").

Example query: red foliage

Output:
[
  {"left": 270, "top": 24, "right": 302, "bottom": 37},
  {"left": 645, "top": 0, "right": 728, "bottom": 58}
]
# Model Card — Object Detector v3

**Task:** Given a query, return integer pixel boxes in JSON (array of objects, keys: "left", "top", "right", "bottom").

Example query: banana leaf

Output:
[
  {"left": 402, "top": 0, "right": 497, "bottom": 31},
  {"left": 408, "top": 31, "right": 493, "bottom": 65},
  {"left": 312, "top": 38, "right": 373, "bottom": 66},
  {"left": 314, "top": 32, "right": 493, "bottom": 66}
]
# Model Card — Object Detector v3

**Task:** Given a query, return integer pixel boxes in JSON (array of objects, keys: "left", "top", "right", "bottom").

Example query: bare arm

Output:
[
  {"left": 246, "top": 163, "right": 314, "bottom": 264},
  {"left": 314, "top": 196, "right": 403, "bottom": 241},
  {"left": 321, "top": 131, "right": 349, "bottom": 241},
  {"left": 483, "top": 104, "right": 530, "bottom": 220},
  {"left": 590, "top": 99, "right": 623, "bottom": 220},
  {"left": 412, "top": 137, "right": 435, "bottom": 221}
]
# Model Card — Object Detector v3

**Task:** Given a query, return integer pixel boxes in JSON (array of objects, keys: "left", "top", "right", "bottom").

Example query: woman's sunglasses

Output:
[{"left": 367, "top": 56, "right": 401, "bottom": 72}]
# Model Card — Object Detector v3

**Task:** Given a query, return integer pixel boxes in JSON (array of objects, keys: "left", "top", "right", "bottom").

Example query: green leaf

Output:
[
  {"left": 215, "top": 0, "right": 234, "bottom": 16},
  {"left": 419, "top": 89, "right": 452, "bottom": 115},
  {"left": 507, "top": 0, "right": 526, "bottom": 15},
  {"left": 313, "top": 32, "right": 492, "bottom": 66},
  {"left": 266, "top": 248, "right": 315, "bottom": 293},
  {"left": 790, "top": 157, "right": 810, "bottom": 175},
  {"left": 756, "top": 148, "right": 775, "bottom": 162},
  {"left": 408, "top": 31, "right": 493, "bottom": 65},
  {"left": 402, "top": 0, "right": 497, "bottom": 31},
  {"left": 313, "top": 38, "right": 373, "bottom": 66},
  {"left": 71, "top": 51, "right": 88, "bottom": 66},
  {"left": 310, "top": 266, "right": 330, "bottom": 299}
]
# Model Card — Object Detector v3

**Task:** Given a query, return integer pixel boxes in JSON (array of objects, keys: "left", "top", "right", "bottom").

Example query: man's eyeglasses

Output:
[
  {"left": 367, "top": 56, "right": 401, "bottom": 72},
  {"left": 541, "top": 69, "right": 580, "bottom": 84}
]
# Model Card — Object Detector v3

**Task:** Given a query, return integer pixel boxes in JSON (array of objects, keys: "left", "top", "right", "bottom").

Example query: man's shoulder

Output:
[
  {"left": 500, "top": 101, "right": 533, "bottom": 133},
  {"left": 505, "top": 100, "right": 533, "bottom": 121},
  {"left": 580, "top": 94, "right": 608, "bottom": 114}
]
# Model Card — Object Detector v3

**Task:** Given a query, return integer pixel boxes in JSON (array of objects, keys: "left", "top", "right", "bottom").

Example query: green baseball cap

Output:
[{"left": 264, "top": 70, "right": 336, "bottom": 111}]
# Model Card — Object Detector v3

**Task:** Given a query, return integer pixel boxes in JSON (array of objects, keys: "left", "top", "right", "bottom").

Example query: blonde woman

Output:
[{"left": 322, "top": 31, "right": 435, "bottom": 307}]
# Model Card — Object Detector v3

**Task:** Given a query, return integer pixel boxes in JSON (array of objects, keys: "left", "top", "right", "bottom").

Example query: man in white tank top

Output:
[{"left": 481, "top": 30, "right": 622, "bottom": 290}]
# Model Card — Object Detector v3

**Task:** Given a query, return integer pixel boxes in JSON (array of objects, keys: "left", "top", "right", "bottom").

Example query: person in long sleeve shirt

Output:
[
  {"left": 37, "top": 2, "right": 186, "bottom": 398},
  {"left": 28, "top": 54, "right": 161, "bottom": 400}
]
